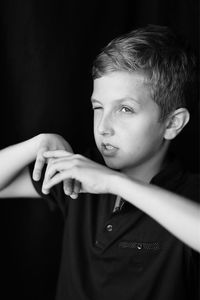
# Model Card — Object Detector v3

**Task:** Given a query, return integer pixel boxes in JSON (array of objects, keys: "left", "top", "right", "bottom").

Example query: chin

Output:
[{"left": 103, "top": 156, "right": 127, "bottom": 170}]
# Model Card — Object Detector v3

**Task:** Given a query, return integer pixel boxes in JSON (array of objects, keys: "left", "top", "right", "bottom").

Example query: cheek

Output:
[
  {"left": 93, "top": 111, "right": 101, "bottom": 129},
  {"left": 93, "top": 116, "right": 101, "bottom": 144},
  {"left": 93, "top": 115, "right": 98, "bottom": 133},
  {"left": 122, "top": 120, "right": 163, "bottom": 150},
  {"left": 140, "top": 124, "right": 164, "bottom": 152}
]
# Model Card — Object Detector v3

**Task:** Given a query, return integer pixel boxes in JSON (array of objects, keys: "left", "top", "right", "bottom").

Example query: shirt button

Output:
[
  {"left": 136, "top": 243, "right": 143, "bottom": 250},
  {"left": 106, "top": 224, "right": 113, "bottom": 232}
]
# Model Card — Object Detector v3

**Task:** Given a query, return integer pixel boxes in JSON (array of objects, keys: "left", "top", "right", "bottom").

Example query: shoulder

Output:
[
  {"left": 152, "top": 154, "right": 199, "bottom": 202},
  {"left": 179, "top": 171, "right": 199, "bottom": 202}
]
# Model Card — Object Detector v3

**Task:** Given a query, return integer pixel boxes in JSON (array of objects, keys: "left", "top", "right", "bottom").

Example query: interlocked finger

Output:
[
  {"left": 69, "top": 180, "right": 81, "bottom": 199},
  {"left": 63, "top": 178, "right": 74, "bottom": 196},
  {"left": 43, "top": 150, "right": 73, "bottom": 158},
  {"left": 33, "top": 148, "right": 47, "bottom": 181},
  {"left": 42, "top": 158, "right": 55, "bottom": 194}
]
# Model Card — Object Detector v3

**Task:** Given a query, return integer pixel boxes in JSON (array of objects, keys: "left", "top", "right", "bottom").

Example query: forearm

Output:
[
  {"left": 111, "top": 174, "right": 200, "bottom": 252},
  {"left": 0, "top": 134, "right": 41, "bottom": 190}
]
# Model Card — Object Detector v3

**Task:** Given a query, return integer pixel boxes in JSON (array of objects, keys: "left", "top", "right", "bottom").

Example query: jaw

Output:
[{"left": 120, "top": 141, "right": 170, "bottom": 183}]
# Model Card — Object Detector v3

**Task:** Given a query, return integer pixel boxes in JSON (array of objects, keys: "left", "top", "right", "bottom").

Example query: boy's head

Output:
[
  {"left": 91, "top": 25, "right": 195, "bottom": 179},
  {"left": 92, "top": 24, "right": 195, "bottom": 121}
]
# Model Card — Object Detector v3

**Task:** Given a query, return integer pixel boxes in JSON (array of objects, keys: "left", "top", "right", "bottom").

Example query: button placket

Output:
[{"left": 96, "top": 212, "right": 128, "bottom": 251}]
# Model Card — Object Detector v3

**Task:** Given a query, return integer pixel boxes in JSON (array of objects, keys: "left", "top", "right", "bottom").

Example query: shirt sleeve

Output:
[{"left": 29, "top": 162, "right": 69, "bottom": 217}]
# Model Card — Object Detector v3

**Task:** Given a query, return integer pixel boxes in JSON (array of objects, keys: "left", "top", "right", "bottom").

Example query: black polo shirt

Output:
[{"left": 30, "top": 151, "right": 199, "bottom": 300}]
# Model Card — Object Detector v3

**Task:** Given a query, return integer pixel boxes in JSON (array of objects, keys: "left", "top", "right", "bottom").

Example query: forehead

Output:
[{"left": 91, "top": 71, "right": 152, "bottom": 104}]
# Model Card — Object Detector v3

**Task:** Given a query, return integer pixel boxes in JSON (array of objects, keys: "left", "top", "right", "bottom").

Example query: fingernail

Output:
[
  {"left": 42, "top": 185, "right": 49, "bottom": 194},
  {"left": 64, "top": 191, "right": 71, "bottom": 196},
  {"left": 33, "top": 174, "right": 40, "bottom": 181},
  {"left": 70, "top": 193, "right": 78, "bottom": 199},
  {"left": 42, "top": 189, "right": 48, "bottom": 194},
  {"left": 64, "top": 189, "right": 72, "bottom": 195}
]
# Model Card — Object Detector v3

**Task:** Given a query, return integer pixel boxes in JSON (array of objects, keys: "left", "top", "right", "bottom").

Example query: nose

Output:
[{"left": 97, "top": 112, "right": 114, "bottom": 136}]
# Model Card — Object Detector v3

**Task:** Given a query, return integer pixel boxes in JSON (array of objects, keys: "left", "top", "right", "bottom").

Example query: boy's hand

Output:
[
  {"left": 41, "top": 150, "right": 120, "bottom": 196},
  {"left": 32, "top": 134, "right": 79, "bottom": 197}
]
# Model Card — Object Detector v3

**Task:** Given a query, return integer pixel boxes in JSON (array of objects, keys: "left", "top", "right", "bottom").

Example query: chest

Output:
[{"left": 66, "top": 194, "right": 175, "bottom": 255}]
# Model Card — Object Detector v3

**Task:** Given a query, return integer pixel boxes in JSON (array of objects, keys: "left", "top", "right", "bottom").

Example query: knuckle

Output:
[
  {"left": 36, "top": 157, "right": 44, "bottom": 163},
  {"left": 48, "top": 158, "right": 56, "bottom": 166},
  {"left": 72, "top": 154, "right": 83, "bottom": 166},
  {"left": 74, "top": 154, "right": 82, "bottom": 160},
  {"left": 51, "top": 159, "right": 57, "bottom": 165},
  {"left": 36, "top": 155, "right": 43, "bottom": 163},
  {"left": 64, "top": 179, "right": 71, "bottom": 186}
]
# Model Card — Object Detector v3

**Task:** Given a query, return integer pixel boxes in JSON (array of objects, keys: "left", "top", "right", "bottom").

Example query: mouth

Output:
[{"left": 100, "top": 143, "right": 119, "bottom": 156}]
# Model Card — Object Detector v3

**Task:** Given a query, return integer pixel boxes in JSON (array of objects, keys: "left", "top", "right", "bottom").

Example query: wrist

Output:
[
  {"left": 27, "top": 134, "right": 45, "bottom": 159},
  {"left": 107, "top": 172, "right": 128, "bottom": 195}
]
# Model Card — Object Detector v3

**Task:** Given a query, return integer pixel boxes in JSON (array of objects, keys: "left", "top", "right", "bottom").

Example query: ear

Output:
[{"left": 164, "top": 108, "right": 190, "bottom": 140}]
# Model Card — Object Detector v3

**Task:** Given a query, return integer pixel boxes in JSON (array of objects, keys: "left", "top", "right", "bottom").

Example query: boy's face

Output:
[{"left": 91, "top": 71, "right": 168, "bottom": 174}]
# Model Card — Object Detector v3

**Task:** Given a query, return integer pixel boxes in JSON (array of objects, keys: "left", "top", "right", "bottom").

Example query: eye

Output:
[
  {"left": 92, "top": 104, "right": 103, "bottom": 110},
  {"left": 120, "top": 106, "right": 134, "bottom": 113},
  {"left": 92, "top": 106, "right": 103, "bottom": 110}
]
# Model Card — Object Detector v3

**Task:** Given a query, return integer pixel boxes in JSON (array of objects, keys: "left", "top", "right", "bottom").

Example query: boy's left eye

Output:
[{"left": 120, "top": 106, "right": 133, "bottom": 113}]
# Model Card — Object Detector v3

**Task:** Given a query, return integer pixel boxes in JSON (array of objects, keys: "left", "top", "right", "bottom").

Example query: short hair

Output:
[{"left": 92, "top": 25, "right": 196, "bottom": 121}]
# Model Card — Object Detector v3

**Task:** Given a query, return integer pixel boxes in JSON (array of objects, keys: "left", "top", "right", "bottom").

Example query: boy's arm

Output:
[
  {"left": 113, "top": 175, "right": 200, "bottom": 252},
  {"left": 0, "top": 134, "right": 74, "bottom": 198},
  {"left": 0, "top": 167, "right": 39, "bottom": 198},
  {"left": 0, "top": 135, "right": 42, "bottom": 198},
  {"left": 42, "top": 151, "right": 200, "bottom": 252}
]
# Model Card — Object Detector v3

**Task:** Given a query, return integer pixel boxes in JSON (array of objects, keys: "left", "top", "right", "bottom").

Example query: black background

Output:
[{"left": 0, "top": 0, "right": 199, "bottom": 299}]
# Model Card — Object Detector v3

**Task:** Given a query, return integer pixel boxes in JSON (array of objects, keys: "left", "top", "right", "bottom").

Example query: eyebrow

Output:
[{"left": 91, "top": 97, "right": 141, "bottom": 105}]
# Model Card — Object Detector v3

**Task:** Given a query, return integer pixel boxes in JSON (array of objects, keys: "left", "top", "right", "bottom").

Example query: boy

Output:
[{"left": 0, "top": 25, "right": 199, "bottom": 299}]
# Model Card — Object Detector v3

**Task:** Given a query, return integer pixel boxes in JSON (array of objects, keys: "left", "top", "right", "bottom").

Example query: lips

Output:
[{"left": 100, "top": 143, "right": 118, "bottom": 156}]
